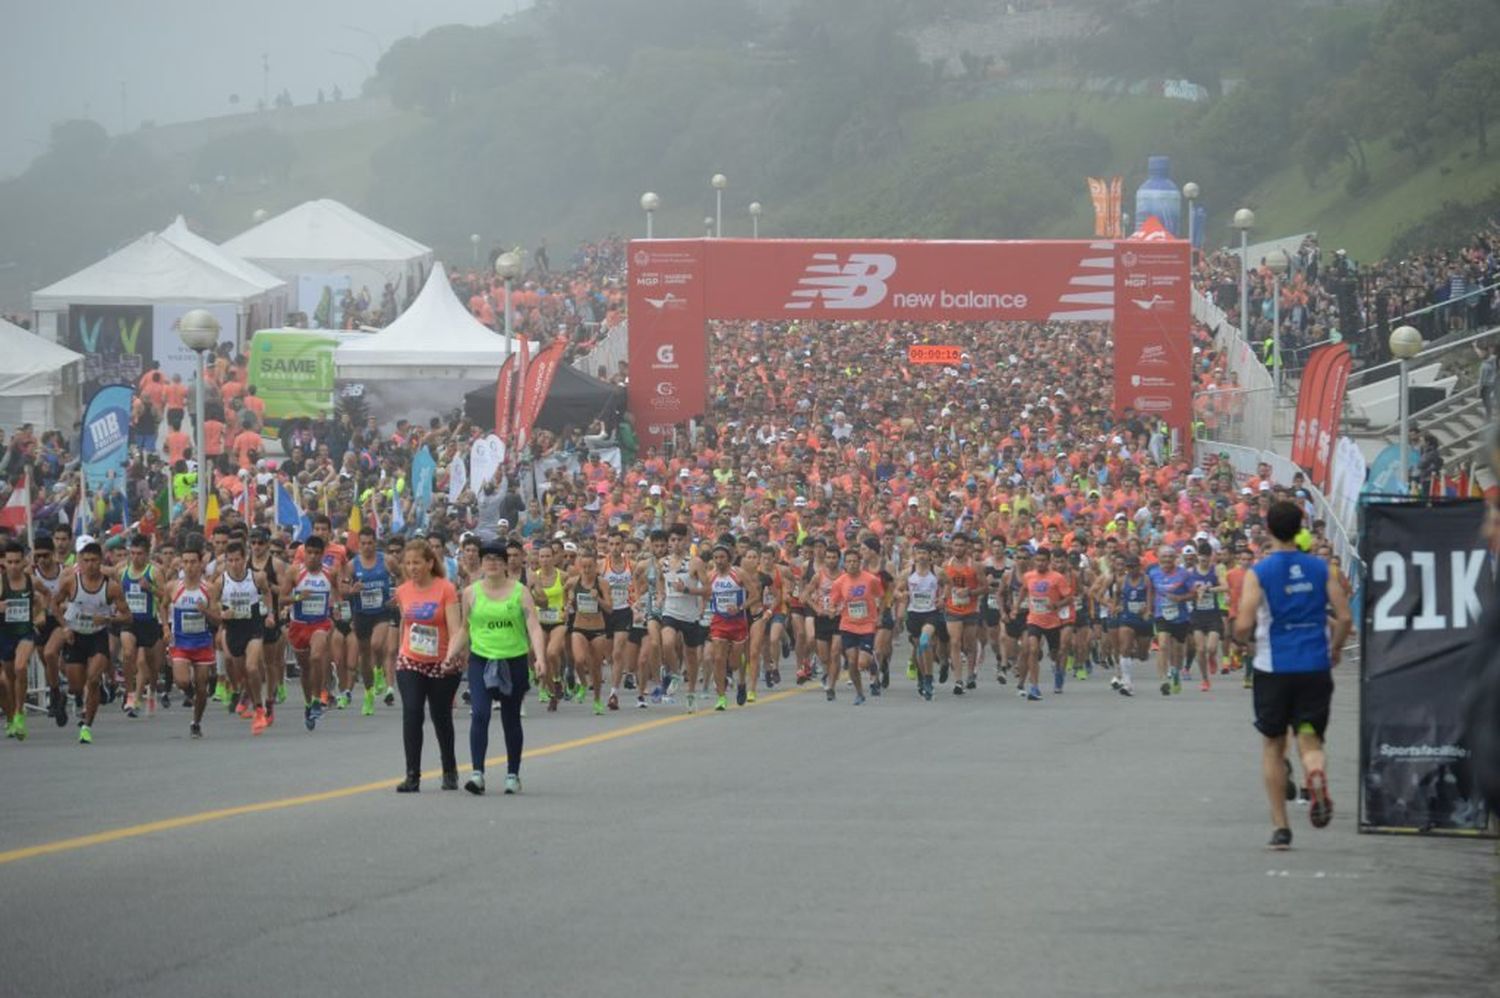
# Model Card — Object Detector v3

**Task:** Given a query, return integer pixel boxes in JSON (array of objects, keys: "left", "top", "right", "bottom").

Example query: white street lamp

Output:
[
  {"left": 640, "top": 191, "right": 660, "bottom": 239},
  {"left": 1265, "top": 247, "right": 1289, "bottom": 398},
  {"left": 1232, "top": 208, "right": 1256, "bottom": 354},
  {"left": 495, "top": 251, "right": 523, "bottom": 340},
  {"left": 469, "top": 233, "right": 481, "bottom": 266},
  {"left": 1390, "top": 325, "right": 1424, "bottom": 494},
  {"left": 1182, "top": 182, "right": 1199, "bottom": 264},
  {"left": 178, "top": 309, "right": 221, "bottom": 530},
  {"left": 711, "top": 173, "right": 727, "bottom": 237},
  {"left": 749, "top": 201, "right": 762, "bottom": 239}
]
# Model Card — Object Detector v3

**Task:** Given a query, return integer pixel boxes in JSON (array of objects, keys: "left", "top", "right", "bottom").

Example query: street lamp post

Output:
[
  {"left": 703, "top": 216, "right": 715, "bottom": 239},
  {"left": 470, "top": 233, "right": 481, "bottom": 266},
  {"left": 640, "top": 192, "right": 660, "bottom": 239},
  {"left": 178, "top": 309, "right": 221, "bottom": 531},
  {"left": 1265, "top": 248, "right": 1289, "bottom": 398},
  {"left": 749, "top": 201, "right": 762, "bottom": 239},
  {"left": 1182, "top": 182, "right": 1199, "bottom": 265},
  {"left": 711, "top": 173, "right": 727, "bottom": 237},
  {"left": 496, "top": 251, "right": 522, "bottom": 341},
  {"left": 1232, "top": 208, "right": 1255, "bottom": 352},
  {"left": 1390, "top": 325, "right": 1424, "bottom": 494}
]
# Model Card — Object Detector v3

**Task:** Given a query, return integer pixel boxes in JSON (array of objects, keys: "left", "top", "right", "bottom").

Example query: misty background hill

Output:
[{"left": 3, "top": 0, "right": 1497, "bottom": 311}]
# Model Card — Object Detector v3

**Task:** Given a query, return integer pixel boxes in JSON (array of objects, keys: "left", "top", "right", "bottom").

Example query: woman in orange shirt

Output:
[{"left": 393, "top": 540, "right": 462, "bottom": 793}]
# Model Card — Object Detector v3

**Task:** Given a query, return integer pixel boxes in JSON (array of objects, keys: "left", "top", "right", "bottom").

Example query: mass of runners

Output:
[{"left": 0, "top": 236, "right": 1355, "bottom": 836}]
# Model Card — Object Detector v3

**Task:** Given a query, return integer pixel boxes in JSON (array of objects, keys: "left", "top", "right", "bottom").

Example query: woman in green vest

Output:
[{"left": 448, "top": 538, "right": 548, "bottom": 795}]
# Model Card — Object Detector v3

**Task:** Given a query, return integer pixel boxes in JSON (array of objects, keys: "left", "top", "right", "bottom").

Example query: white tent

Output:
[
  {"left": 220, "top": 198, "right": 433, "bottom": 317},
  {"left": 333, "top": 264, "right": 527, "bottom": 430},
  {"left": 335, "top": 262, "right": 526, "bottom": 380},
  {"left": 159, "top": 216, "right": 290, "bottom": 325},
  {"left": 0, "top": 318, "right": 83, "bottom": 432}
]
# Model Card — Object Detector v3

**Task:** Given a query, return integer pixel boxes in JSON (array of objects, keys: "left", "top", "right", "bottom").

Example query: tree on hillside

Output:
[
  {"left": 537, "top": 0, "right": 760, "bottom": 70},
  {"left": 1440, "top": 53, "right": 1500, "bottom": 161}
]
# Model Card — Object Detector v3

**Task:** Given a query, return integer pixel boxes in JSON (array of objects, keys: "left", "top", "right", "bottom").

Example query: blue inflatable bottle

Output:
[{"left": 1134, "top": 156, "right": 1182, "bottom": 237}]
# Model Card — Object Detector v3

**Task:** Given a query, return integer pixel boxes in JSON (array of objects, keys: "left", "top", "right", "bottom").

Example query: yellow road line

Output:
[{"left": 0, "top": 685, "right": 812, "bottom": 867}]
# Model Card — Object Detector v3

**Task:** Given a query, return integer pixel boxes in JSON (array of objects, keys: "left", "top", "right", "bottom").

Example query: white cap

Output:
[
  {"left": 678, "top": 468, "right": 691, "bottom": 478},
  {"left": 1181, "top": 545, "right": 1196, "bottom": 556},
  {"left": 649, "top": 484, "right": 662, "bottom": 496},
  {"left": 793, "top": 496, "right": 808, "bottom": 508},
  {"left": 907, "top": 496, "right": 919, "bottom": 507},
  {"left": 497, "top": 518, "right": 510, "bottom": 528},
  {"left": 75, "top": 534, "right": 96, "bottom": 553},
  {"left": 1258, "top": 481, "right": 1271, "bottom": 492}
]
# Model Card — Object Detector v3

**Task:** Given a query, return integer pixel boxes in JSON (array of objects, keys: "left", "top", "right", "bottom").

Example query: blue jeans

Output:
[{"left": 467, "top": 653, "right": 529, "bottom": 775}]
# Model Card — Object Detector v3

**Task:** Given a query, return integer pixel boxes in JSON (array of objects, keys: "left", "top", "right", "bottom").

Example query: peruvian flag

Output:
[
  {"left": 516, "top": 339, "right": 568, "bottom": 450},
  {"left": 494, "top": 353, "right": 517, "bottom": 443},
  {"left": 0, "top": 479, "right": 27, "bottom": 531}
]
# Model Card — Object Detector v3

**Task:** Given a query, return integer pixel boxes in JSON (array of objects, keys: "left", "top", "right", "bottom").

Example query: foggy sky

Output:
[{"left": 0, "top": 0, "right": 522, "bottom": 178}]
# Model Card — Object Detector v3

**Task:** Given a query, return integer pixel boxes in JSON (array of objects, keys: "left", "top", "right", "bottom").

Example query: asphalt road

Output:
[{"left": 1, "top": 666, "right": 1496, "bottom": 998}]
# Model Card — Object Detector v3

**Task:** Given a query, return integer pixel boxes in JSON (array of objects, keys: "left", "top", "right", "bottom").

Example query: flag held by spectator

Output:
[
  {"left": 348, "top": 503, "right": 361, "bottom": 536},
  {"left": 205, "top": 493, "right": 221, "bottom": 534},
  {"left": 0, "top": 479, "right": 27, "bottom": 531},
  {"left": 275, "top": 481, "right": 311, "bottom": 542}
]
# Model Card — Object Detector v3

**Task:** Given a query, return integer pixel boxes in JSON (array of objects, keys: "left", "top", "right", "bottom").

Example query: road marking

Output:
[{"left": 0, "top": 686, "right": 813, "bottom": 866}]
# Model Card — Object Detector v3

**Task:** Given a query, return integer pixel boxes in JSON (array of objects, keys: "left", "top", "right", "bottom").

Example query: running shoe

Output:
[
  {"left": 1026, "top": 685, "right": 1043, "bottom": 702},
  {"left": 1306, "top": 770, "right": 1333, "bottom": 829},
  {"left": 538, "top": 686, "right": 552, "bottom": 704},
  {"left": 237, "top": 698, "right": 254, "bottom": 719},
  {"left": 952, "top": 682, "right": 964, "bottom": 696},
  {"left": 1017, "top": 685, "right": 1028, "bottom": 698},
  {"left": 796, "top": 667, "right": 811, "bottom": 685},
  {"left": 939, "top": 661, "right": 950, "bottom": 685},
  {"left": 465, "top": 772, "right": 486, "bottom": 795},
  {"left": 714, "top": 695, "right": 727, "bottom": 712},
  {"left": 78, "top": 723, "right": 92, "bottom": 744},
  {"left": 441, "top": 771, "right": 459, "bottom": 791},
  {"left": 825, "top": 687, "right": 835, "bottom": 702},
  {"left": 212, "top": 684, "right": 225, "bottom": 704},
  {"left": 336, "top": 692, "right": 351, "bottom": 710},
  {"left": 304, "top": 704, "right": 314, "bottom": 731},
  {"left": 1110, "top": 676, "right": 1122, "bottom": 690},
  {"left": 277, "top": 684, "right": 288, "bottom": 704},
  {"left": 52, "top": 691, "right": 67, "bottom": 727},
  {"left": 921, "top": 679, "right": 933, "bottom": 702},
  {"left": 10, "top": 714, "right": 25, "bottom": 741},
  {"left": 4, "top": 715, "right": 14, "bottom": 738},
  {"left": 504, "top": 774, "right": 521, "bottom": 795},
  {"left": 853, "top": 692, "right": 866, "bottom": 706},
  {"left": 1160, "top": 680, "right": 1171, "bottom": 696},
  {"left": 1118, "top": 685, "right": 1134, "bottom": 697},
  {"left": 1199, "top": 680, "right": 1211, "bottom": 692},
  {"left": 1170, "top": 677, "right": 1182, "bottom": 695},
  {"left": 251, "top": 707, "right": 269, "bottom": 736},
  {"left": 685, "top": 692, "right": 697, "bottom": 713},
  {"left": 227, "top": 691, "right": 241, "bottom": 715},
  {"left": 879, "top": 662, "right": 890, "bottom": 690},
  {"left": 906, "top": 661, "right": 918, "bottom": 681},
  {"left": 1242, "top": 674, "right": 1252, "bottom": 690},
  {"left": 593, "top": 699, "right": 605, "bottom": 716},
  {"left": 745, "top": 690, "right": 756, "bottom": 704},
  {"left": 1268, "top": 827, "right": 1292, "bottom": 850},
  {"left": 735, "top": 684, "right": 746, "bottom": 706},
  {"left": 362, "top": 689, "right": 376, "bottom": 716},
  {"left": 573, "top": 682, "right": 587, "bottom": 703},
  {"left": 996, "top": 670, "right": 1008, "bottom": 686},
  {"left": 607, "top": 692, "right": 620, "bottom": 711},
  {"left": 1283, "top": 760, "right": 1298, "bottom": 801},
  {"left": 1074, "top": 666, "right": 1087, "bottom": 681},
  {"left": 320, "top": 689, "right": 331, "bottom": 707},
  {"left": 870, "top": 679, "right": 882, "bottom": 698},
  {"left": 190, "top": 722, "right": 202, "bottom": 739},
  {"left": 1052, "top": 668, "right": 1065, "bottom": 695},
  {"left": 637, "top": 695, "right": 648, "bottom": 709},
  {"left": 965, "top": 675, "right": 977, "bottom": 691},
  {"left": 309, "top": 700, "right": 324, "bottom": 731},
  {"left": 123, "top": 692, "right": 137, "bottom": 714},
  {"left": 623, "top": 673, "right": 636, "bottom": 691}
]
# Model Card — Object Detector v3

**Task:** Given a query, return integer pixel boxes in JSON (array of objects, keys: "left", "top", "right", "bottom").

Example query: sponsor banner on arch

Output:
[
  {"left": 628, "top": 242, "right": 706, "bottom": 445},
  {"left": 1359, "top": 499, "right": 1495, "bottom": 835},
  {"left": 1112, "top": 241, "right": 1193, "bottom": 437}
]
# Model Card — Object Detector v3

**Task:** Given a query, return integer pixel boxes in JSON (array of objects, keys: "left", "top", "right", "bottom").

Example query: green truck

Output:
[{"left": 246, "top": 329, "right": 361, "bottom": 440}]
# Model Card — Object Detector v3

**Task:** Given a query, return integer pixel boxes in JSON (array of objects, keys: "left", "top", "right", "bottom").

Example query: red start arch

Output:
[{"left": 627, "top": 238, "right": 1191, "bottom": 447}]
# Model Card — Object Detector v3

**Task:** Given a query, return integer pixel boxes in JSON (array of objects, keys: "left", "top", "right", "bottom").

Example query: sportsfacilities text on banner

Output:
[
  {"left": 1359, "top": 499, "right": 1495, "bottom": 836},
  {"left": 628, "top": 238, "right": 1191, "bottom": 445}
]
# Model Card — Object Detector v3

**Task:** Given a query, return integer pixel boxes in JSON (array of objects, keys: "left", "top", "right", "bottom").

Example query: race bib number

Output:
[
  {"left": 576, "top": 592, "right": 599, "bottom": 616},
  {"left": 5, "top": 597, "right": 30, "bottom": 623},
  {"left": 179, "top": 611, "right": 206, "bottom": 635},
  {"left": 337, "top": 600, "right": 353, "bottom": 622},
  {"left": 1058, "top": 604, "right": 1073, "bottom": 622},
  {"left": 538, "top": 607, "right": 561, "bottom": 625},
  {"left": 986, "top": 594, "right": 1000, "bottom": 610},
  {"left": 610, "top": 583, "right": 630, "bottom": 607},
  {"left": 1161, "top": 603, "right": 1180, "bottom": 622},
  {"left": 1029, "top": 596, "right": 1051, "bottom": 614},
  {"left": 1126, "top": 599, "right": 1146, "bottom": 616},
  {"left": 712, "top": 591, "right": 742, "bottom": 614},
  {"left": 408, "top": 624, "right": 439, "bottom": 658},
  {"left": 125, "top": 590, "right": 149, "bottom": 616},
  {"left": 763, "top": 588, "right": 775, "bottom": 609},
  {"left": 299, "top": 593, "right": 327, "bottom": 618},
  {"left": 847, "top": 601, "right": 869, "bottom": 621},
  {"left": 952, "top": 590, "right": 970, "bottom": 606},
  {"left": 632, "top": 602, "right": 646, "bottom": 627},
  {"left": 360, "top": 588, "right": 384, "bottom": 611},
  {"left": 909, "top": 591, "right": 935, "bottom": 613},
  {"left": 226, "top": 596, "right": 255, "bottom": 620},
  {"left": 1196, "top": 590, "right": 1217, "bottom": 611}
]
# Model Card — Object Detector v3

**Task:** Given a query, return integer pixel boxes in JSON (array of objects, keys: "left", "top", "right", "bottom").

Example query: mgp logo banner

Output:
[
  {"left": 628, "top": 243, "right": 706, "bottom": 445},
  {"left": 1359, "top": 500, "right": 1495, "bottom": 835},
  {"left": 1112, "top": 241, "right": 1192, "bottom": 440}
]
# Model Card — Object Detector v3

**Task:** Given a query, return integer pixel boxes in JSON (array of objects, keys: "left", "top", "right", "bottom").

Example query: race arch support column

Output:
[
  {"left": 627, "top": 241, "right": 707, "bottom": 448},
  {"left": 1112, "top": 240, "right": 1193, "bottom": 444}
]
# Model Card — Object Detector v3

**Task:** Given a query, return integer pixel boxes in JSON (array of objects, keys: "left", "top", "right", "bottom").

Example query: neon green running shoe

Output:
[
  {"left": 1171, "top": 678, "right": 1182, "bottom": 695},
  {"left": 538, "top": 686, "right": 552, "bottom": 704},
  {"left": 906, "top": 661, "right": 918, "bottom": 680},
  {"left": 1074, "top": 666, "right": 1087, "bottom": 681},
  {"left": 4, "top": 714, "right": 14, "bottom": 738},
  {"left": 9, "top": 714, "right": 25, "bottom": 741},
  {"left": 714, "top": 695, "right": 727, "bottom": 712},
  {"left": 211, "top": 684, "right": 226, "bottom": 703},
  {"left": 78, "top": 724, "right": 93, "bottom": 745},
  {"left": 362, "top": 689, "right": 376, "bottom": 716},
  {"left": 592, "top": 699, "right": 605, "bottom": 716},
  {"left": 276, "top": 683, "right": 287, "bottom": 704},
  {"left": 746, "top": 690, "right": 757, "bottom": 704}
]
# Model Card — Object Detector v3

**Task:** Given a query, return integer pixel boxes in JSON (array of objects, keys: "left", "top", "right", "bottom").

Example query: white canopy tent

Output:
[
  {"left": 159, "top": 215, "right": 291, "bottom": 326},
  {"left": 334, "top": 264, "right": 528, "bottom": 430},
  {"left": 0, "top": 318, "right": 83, "bottom": 432},
  {"left": 335, "top": 262, "right": 528, "bottom": 380},
  {"left": 220, "top": 199, "right": 433, "bottom": 319}
]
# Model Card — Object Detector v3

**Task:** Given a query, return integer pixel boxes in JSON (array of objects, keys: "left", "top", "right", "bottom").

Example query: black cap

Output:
[{"left": 479, "top": 539, "right": 507, "bottom": 558}]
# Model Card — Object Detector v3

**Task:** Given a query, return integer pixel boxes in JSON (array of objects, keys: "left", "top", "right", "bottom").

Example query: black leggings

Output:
[
  {"left": 468, "top": 654, "right": 529, "bottom": 776},
  {"left": 396, "top": 669, "right": 461, "bottom": 777}
]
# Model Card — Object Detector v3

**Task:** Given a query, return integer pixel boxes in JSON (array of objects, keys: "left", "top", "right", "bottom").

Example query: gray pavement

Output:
[{"left": 1, "top": 667, "right": 1496, "bottom": 998}]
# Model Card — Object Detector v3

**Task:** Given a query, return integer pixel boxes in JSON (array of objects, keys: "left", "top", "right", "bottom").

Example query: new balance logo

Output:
[{"left": 785, "top": 253, "right": 896, "bottom": 311}]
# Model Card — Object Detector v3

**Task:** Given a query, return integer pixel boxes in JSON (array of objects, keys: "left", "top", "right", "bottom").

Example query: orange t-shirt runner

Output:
[
  {"left": 1022, "top": 569, "right": 1068, "bottom": 629},
  {"left": 943, "top": 562, "right": 980, "bottom": 617},
  {"left": 830, "top": 571, "right": 883, "bottom": 635},
  {"left": 395, "top": 577, "right": 458, "bottom": 669}
]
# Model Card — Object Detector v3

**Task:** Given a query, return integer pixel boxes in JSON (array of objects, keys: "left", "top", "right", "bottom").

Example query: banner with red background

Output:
[{"left": 628, "top": 238, "right": 1190, "bottom": 445}]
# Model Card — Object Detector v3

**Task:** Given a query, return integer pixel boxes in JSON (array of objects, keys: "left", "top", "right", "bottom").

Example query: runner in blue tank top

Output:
[
  {"left": 346, "top": 527, "right": 393, "bottom": 716},
  {"left": 1234, "top": 500, "right": 1351, "bottom": 851}
]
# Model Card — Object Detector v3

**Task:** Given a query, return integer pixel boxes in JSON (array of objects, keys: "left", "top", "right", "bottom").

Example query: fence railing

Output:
[
  {"left": 573, "top": 320, "right": 627, "bottom": 378},
  {"left": 1193, "top": 288, "right": 1275, "bottom": 451}
]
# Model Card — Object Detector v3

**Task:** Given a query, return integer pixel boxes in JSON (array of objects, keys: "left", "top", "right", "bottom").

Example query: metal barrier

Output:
[
  {"left": 573, "top": 321, "right": 627, "bottom": 378},
  {"left": 1193, "top": 289, "right": 1275, "bottom": 451}
]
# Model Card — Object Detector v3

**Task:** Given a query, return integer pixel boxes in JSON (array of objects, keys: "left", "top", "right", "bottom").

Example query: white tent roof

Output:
[
  {"left": 334, "top": 263, "right": 526, "bottom": 377},
  {"left": 159, "top": 216, "right": 287, "bottom": 294},
  {"left": 0, "top": 318, "right": 82, "bottom": 394},
  {"left": 32, "top": 231, "right": 270, "bottom": 310},
  {"left": 221, "top": 198, "right": 432, "bottom": 266}
]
